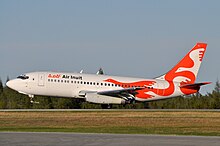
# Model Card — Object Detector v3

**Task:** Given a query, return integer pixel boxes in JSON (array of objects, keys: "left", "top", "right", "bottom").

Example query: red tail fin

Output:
[{"left": 156, "top": 43, "right": 207, "bottom": 84}]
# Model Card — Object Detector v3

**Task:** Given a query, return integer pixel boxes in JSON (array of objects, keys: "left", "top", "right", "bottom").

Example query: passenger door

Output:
[{"left": 38, "top": 74, "right": 45, "bottom": 86}]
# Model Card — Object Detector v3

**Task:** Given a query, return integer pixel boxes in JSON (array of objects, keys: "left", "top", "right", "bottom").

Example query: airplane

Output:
[{"left": 6, "top": 43, "right": 210, "bottom": 109}]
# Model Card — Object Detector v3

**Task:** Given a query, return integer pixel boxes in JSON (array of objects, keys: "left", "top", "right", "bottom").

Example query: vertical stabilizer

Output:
[{"left": 156, "top": 43, "right": 207, "bottom": 84}]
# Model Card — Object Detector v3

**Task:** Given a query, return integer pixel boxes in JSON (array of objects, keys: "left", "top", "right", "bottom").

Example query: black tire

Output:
[{"left": 101, "top": 104, "right": 112, "bottom": 109}]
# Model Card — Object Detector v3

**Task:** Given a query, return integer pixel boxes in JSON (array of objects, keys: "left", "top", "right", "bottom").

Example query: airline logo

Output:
[
  {"left": 48, "top": 74, "right": 61, "bottom": 78},
  {"left": 48, "top": 74, "right": 83, "bottom": 80}
]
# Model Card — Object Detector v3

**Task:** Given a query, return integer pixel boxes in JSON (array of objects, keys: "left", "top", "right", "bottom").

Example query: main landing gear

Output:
[
  {"left": 101, "top": 104, "right": 112, "bottom": 109},
  {"left": 28, "top": 94, "right": 39, "bottom": 104}
]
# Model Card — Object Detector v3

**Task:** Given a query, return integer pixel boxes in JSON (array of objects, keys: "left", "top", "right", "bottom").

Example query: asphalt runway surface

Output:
[
  {"left": 0, "top": 132, "right": 219, "bottom": 146},
  {"left": 1, "top": 109, "right": 220, "bottom": 112}
]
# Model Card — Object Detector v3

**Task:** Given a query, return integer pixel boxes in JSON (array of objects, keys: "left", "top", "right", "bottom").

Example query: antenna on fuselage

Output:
[{"left": 96, "top": 68, "right": 104, "bottom": 75}]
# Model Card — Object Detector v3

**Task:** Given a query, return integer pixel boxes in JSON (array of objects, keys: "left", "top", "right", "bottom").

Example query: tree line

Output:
[{"left": 0, "top": 78, "right": 219, "bottom": 109}]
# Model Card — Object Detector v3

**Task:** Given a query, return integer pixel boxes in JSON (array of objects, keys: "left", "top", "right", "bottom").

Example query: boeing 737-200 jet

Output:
[{"left": 6, "top": 43, "right": 210, "bottom": 108}]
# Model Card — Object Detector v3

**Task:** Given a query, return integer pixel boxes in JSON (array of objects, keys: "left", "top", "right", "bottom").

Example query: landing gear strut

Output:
[
  {"left": 101, "top": 104, "right": 112, "bottom": 109},
  {"left": 28, "top": 95, "right": 39, "bottom": 104}
]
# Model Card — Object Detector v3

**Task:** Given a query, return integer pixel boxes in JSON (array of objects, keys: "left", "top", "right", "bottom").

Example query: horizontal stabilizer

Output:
[{"left": 179, "top": 82, "right": 211, "bottom": 89}]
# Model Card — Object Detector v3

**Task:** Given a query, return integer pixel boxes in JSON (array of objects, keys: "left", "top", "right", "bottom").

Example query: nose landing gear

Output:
[{"left": 28, "top": 94, "right": 39, "bottom": 104}]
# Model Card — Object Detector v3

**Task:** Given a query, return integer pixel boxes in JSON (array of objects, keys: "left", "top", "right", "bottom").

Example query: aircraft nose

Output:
[
  {"left": 6, "top": 79, "right": 27, "bottom": 93},
  {"left": 6, "top": 80, "right": 18, "bottom": 91},
  {"left": 6, "top": 80, "right": 13, "bottom": 89}
]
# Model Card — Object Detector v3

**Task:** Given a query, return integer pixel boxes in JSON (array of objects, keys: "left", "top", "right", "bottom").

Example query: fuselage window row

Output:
[
  {"left": 48, "top": 79, "right": 116, "bottom": 87},
  {"left": 47, "top": 79, "right": 148, "bottom": 88}
]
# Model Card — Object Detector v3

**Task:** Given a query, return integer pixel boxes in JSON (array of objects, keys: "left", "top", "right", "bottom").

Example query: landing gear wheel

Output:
[
  {"left": 101, "top": 104, "right": 112, "bottom": 109},
  {"left": 28, "top": 95, "right": 39, "bottom": 104}
]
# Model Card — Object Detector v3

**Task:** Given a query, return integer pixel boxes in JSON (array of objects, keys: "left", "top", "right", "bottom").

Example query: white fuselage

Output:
[{"left": 7, "top": 71, "right": 184, "bottom": 102}]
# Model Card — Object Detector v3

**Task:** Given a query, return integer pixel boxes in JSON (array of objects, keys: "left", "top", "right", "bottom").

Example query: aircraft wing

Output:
[
  {"left": 97, "top": 87, "right": 145, "bottom": 97},
  {"left": 79, "top": 87, "right": 145, "bottom": 104}
]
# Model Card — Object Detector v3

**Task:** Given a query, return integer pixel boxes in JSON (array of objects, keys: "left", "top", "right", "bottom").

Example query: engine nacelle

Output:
[{"left": 85, "top": 93, "right": 126, "bottom": 104}]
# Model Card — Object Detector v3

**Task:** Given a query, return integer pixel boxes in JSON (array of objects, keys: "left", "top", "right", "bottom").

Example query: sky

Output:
[{"left": 0, "top": 0, "right": 219, "bottom": 94}]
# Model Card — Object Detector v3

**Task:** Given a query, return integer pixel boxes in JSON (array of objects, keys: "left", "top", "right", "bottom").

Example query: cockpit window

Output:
[{"left": 17, "top": 74, "right": 29, "bottom": 80}]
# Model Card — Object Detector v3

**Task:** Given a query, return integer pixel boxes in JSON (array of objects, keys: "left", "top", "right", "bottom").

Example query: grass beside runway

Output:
[{"left": 0, "top": 110, "right": 220, "bottom": 136}]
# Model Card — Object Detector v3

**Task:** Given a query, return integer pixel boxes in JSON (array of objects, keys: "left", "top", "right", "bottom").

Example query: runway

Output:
[
  {"left": 1, "top": 109, "right": 220, "bottom": 112},
  {"left": 0, "top": 132, "right": 219, "bottom": 146}
]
